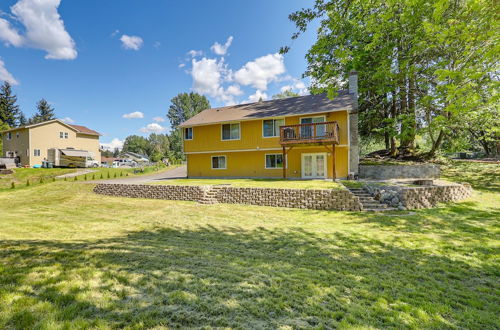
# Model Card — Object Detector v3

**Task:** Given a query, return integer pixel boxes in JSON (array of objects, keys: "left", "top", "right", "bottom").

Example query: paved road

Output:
[{"left": 88, "top": 165, "right": 187, "bottom": 184}]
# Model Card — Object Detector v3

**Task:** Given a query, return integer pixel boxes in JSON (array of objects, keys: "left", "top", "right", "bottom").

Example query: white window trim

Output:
[
  {"left": 64, "top": 132, "right": 69, "bottom": 139},
  {"left": 221, "top": 122, "right": 241, "bottom": 141},
  {"left": 184, "top": 127, "right": 193, "bottom": 140},
  {"left": 34, "top": 149, "right": 41, "bottom": 157},
  {"left": 300, "top": 115, "right": 326, "bottom": 124},
  {"left": 211, "top": 155, "right": 227, "bottom": 169},
  {"left": 264, "top": 153, "right": 287, "bottom": 169},
  {"left": 262, "top": 118, "right": 285, "bottom": 138},
  {"left": 6, "top": 132, "right": 11, "bottom": 140},
  {"left": 60, "top": 132, "right": 64, "bottom": 139}
]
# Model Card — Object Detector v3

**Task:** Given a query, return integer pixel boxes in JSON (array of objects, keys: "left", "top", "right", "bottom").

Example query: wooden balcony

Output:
[{"left": 279, "top": 121, "right": 340, "bottom": 146}]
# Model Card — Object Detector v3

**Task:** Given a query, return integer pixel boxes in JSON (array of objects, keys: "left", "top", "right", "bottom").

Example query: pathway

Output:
[
  {"left": 56, "top": 169, "right": 96, "bottom": 179},
  {"left": 87, "top": 165, "right": 187, "bottom": 184}
]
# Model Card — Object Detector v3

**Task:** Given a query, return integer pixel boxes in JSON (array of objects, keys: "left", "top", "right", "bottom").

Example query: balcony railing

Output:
[{"left": 280, "top": 121, "right": 339, "bottom": 145}]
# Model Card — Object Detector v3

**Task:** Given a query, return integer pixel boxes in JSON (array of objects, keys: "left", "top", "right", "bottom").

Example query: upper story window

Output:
[
  {"left": 222, "top": 123, "right": 240, "bottom": 140},
  {"left": 184, "top": 127, "right": 193, "bottom": 140},
  {"left": 60, "top": 132, "right": 64, "bottom": 138},
  {"left": 6, "top": 132, "right": 12, "bottom": 140},
  {"left": 34, "top": 149, "right": 41, "bottom": 157},
  {"left": 65, "top": 132, "right": 69, "bottom": 139},
  {"left": 16, "top": 132, "right": 19, "bottom": 138},
  {"left": 263, "top": 118, "right": 285, "bottom": 137}
]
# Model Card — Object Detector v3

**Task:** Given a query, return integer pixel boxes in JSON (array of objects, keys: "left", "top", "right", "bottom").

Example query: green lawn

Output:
[
  {"left": 0, "top": 162, "right": 498, "bottom": 328},
  {"left": 151, "top": 178, "right": 344, "bottom": 189}
]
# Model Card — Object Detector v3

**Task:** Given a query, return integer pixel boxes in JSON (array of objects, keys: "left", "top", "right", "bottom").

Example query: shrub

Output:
[
  {"left": 53, "top": 177, "right": 56, "bottom": 182},
  {"left": 74, "top": 176, "right": 78, "bottom": 181},
  {"left": 92, "top": 174, "right": 95, "bottom": 180},
  {"left": 39, "top": 177, "right": 44, "bottom": 184},
  {"left": 64, "top": 177, "right": 67, "bottom": 181},
  {"left": 84, "top": 174, "right": 87, "bottom": 180},
  {"left": 26, "top": 179, "right": 30, "bottom": 186},
  {"left": 120, "top": 172, "right": 123, "bottom": 177},
  {"left": 11, "top": 182, "right": 15, "bottom": 189},
  {"left": 100, "top": 173, "right": 104, "bottom": 179},
  {"left": 114, "top": 173, "right": 117, "bottom": 178},
  {"left": 107, "top": 172, "right": 111, "bottom": 179}
]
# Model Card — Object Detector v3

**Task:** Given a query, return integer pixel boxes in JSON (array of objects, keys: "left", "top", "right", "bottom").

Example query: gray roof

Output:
[{"left": 179, "top": 91, "right": 355, "bottom": 127}]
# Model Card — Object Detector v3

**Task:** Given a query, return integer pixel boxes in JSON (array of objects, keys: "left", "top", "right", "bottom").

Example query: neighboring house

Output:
[
  {"left": 1, "top": 119, "right": 101, "bottom": 167},
  {"left": 179, "top": 72, "right": 359, "bottom": 179},
  {"left": 122, "top": 152, "right": 150, "bottom": 163}
]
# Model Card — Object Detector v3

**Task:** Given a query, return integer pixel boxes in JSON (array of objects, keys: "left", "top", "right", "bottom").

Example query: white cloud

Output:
[
  {"left": 120, "top": 34, "right": 143, "bottom": 50},
  {"left": 234, "top": 53, "right": 285, "bottom": 90},
  {"left": 60, "top": 116, "right": 74, "bottom": 124},
  {"left": 153, "top": 41, "right": 161, "bottom": 49},
  {"left": 188, "top": 50, "right": 203, "bottom": 57},
  {"left": 0, "top": 59, "right": 19, "bottom": 85},
  {"left": 10, "top": 0, "right": 77, "bottom": 60},
  {"left": 100, "top": 138, "right": 124, "bottom": 151},
  {"left": 245, "top": 90, "right": 268, "bottom": 103},
  {"left": 280, "top": 79, "right": 308, "bottom": 95},
  {"left": 191, "top": 57, "right": 239, "bottom": 105},
  {"left": 110, "top": 29, "right": 119, "bottom": 37},
  {"left": 210, "top": 36, "right": 233, "bottom": 55},
  {"left": 139, "top": 123, "right": 166, "bottom": 133},
  {"left": 122, "top": 111, "right": 144, "bottom": 119},
  {"left": 178, "top": 63, "right": 186, "bottom": 68},
  {"left": 0, "top": 18, "right": 23, "bottom": 46},
  {"left": 153, "top": 116, "right": 165, "bottom": 122}
]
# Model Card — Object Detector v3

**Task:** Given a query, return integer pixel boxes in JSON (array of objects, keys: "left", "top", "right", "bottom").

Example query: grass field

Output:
[
  {"left": 0, "top": 161, "right": 498, "bottom": 328},
  {"left": 151, "top": 178, "right": 344, "bottom": 189}
]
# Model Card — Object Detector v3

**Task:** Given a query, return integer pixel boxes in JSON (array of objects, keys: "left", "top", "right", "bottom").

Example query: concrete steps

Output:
[{"left": 348, "top": 188, "right": 397, "bottom": 212}]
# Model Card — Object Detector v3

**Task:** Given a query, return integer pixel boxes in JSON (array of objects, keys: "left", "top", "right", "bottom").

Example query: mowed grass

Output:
[
  {"left": 151, "top": 178, "right": 344, "bottom": 189},
  {"left": 0, "top": 163, "right": 499, "bottom": 328}
]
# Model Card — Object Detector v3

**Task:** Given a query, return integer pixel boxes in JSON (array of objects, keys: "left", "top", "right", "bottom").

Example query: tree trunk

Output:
[
  {"left": 390, "top": 91, "right": 398, "bottom": 157},
  {"left": 428, "top": 130, "right": 445, "bottom": 157}
]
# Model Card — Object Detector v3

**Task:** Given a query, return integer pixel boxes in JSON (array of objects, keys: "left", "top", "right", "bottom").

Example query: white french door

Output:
[{"left": 301, "top": 153, "right": 327, "bottom": 178}]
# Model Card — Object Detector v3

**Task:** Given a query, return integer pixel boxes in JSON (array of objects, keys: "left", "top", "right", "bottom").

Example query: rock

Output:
[
  {"left": 398, "top": 205, "right": 407, "bottom": 210},
  {"left": 391, "top": 197, "right": 399, "bottom": 205}
]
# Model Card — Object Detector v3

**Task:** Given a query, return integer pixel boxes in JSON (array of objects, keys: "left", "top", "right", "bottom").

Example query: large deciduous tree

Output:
[
  {"left": 0, "top": 82, "right": 20, "bottom": 127},
  {"left": 167, "top": 92, "right": 210, "bottom": 129},
  {"left": 283, "top": 0, "right": 499, "bottom": 158}
]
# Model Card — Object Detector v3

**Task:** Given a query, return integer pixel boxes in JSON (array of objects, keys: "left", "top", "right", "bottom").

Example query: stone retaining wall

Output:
[
  {"left": 359, "top": 164, "right": 440, "bottom": 179},
  {"left": 93, "top": 184, "right": 206, "bottom": 201},
  {"left": 213, "top": 186, "right": 362, "bottom": 211},
  {"left": 365, "top": 183, "right": 472, "bottom": 210},
  {"left": 93, "top": 184, "right": 362, "bottom": 211}
]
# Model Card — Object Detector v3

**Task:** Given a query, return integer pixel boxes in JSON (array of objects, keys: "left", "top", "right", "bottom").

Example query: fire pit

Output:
[{"left": 413, "top": 179, "right": 434, "bottom": 186}]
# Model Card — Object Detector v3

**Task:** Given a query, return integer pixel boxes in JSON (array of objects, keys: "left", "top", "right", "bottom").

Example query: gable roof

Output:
[
  {"left": 0, "top": 119, "right": 101, "bottom": 136},
  {"left": 179, "top": 91, "right": 355, "bottom": 127}
]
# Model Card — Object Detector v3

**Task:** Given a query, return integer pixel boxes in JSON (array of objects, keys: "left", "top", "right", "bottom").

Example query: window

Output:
[
  {"left": 211, "top": 156, "right": 226, "bottom": 169},
  {"left": 60, "top": 132, "right": 64, "bottom": 138},
  {"left": 6, "top": 132, "right": 11, "bottom": 140},
  {"left": 34, "top": 149, "right": 41, "bottom": 157},
  {"left": 265, "top": 154, "right": 284, "bottom": 169},
  {"left": 16, "top": 132, "right": 19, "bottom": 138},
  {"left": 64, "top": 132, "right": 68, "bottom": 139},
  {"left": 263, "top": 118, "right": 285, "bottom": 137},
  {"left": 222, "top": 123, "right": 240, "bottom": 140},
  {"left": 184, "top": 127, "right": 193, "bottom": 140}
]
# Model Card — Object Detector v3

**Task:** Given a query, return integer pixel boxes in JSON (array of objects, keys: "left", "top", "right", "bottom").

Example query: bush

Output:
[
  {"left": 64, "top": 177, "right": 67, "bottom": 181},
  {"left": 11, "top": 182, "right": 15, "bottom": 189},
  {"left": 53, "top": 177, "right": 56, "bottom": 182},
  {"left": 39, "top": 177, "right": 44, "bottom": 184},
  {"left": 114, "top": 173, "right": 117, "bottom": 178},
  {"left": 92, "top": 174, "right": 95, "bottom": 180},
  {"left": 107, "top": 172, "right": 111, "bottom": 179},
  {"left": 26, "top": 179, "right": 30, "bottom": 186},
  {"left": 84, "top": 174, "right": 87, "bottom": 180},
  {"left": 100, "top": 173, "right": 104, "bottom": 179},
  {"left": 74, "top": 176, "right": 78, "bottom": 181}
]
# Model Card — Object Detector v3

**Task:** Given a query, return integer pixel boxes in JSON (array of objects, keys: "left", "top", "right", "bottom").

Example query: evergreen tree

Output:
[
  {"left": 113, "top": 148, "right": 120, "bottom": 157},
  {"left": 18, "top": 112, "right": 28, "bottom": 126},
  {"left": 0, "top": 82, "right": 20, "bottom": 127},
  {"left": 30, "top": 99, "right": 55, "bottom": 124},
  {"left": 272, "top": 90, "right": 300, "bottom": 99}
]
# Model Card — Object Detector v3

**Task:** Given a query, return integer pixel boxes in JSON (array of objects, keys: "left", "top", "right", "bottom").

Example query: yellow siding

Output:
[
  {"left": 29, "top": 122, "right": 100, "bottom": 166},
  {"left": 184, "top": 110, "right": 349, "bottom": 153},
  {"left": 187, "top": 146, "right": 348, "bottom": 179}
]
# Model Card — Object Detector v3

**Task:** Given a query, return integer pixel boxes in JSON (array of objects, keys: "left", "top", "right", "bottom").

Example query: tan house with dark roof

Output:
[
  {"left": 179, "top": 72, "right": 359, "bottom": 179},
  {"left": 1, "top": 119, "right": 101, "bottom": 167}
]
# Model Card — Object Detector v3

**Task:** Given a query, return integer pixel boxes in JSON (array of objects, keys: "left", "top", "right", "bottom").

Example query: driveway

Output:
[{"left": 88, "top": 165, "right": 187, "bottom": 184}]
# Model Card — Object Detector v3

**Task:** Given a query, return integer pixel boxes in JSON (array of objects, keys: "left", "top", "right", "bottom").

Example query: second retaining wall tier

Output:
[{"left": 93, "top": 184, "right": 363, "bottom": 211}]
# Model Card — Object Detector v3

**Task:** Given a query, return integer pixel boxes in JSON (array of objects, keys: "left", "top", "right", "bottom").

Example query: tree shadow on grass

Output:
[
  {"left": 0, "top": 227, "right": 498, "bottom": 329},
  {"left": 351, "top": 200, "right": 499, "bottom": 241}
]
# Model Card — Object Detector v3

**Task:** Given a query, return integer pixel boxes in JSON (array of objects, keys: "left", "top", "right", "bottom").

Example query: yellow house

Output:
[
  {"left": 179, "top": 72, "right": 360, "bottom": 180},
  {"left": 1, "top": 119, "right": 101, "bottom": 167}
]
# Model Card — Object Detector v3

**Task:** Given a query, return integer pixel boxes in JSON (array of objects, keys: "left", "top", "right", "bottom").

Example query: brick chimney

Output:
[{"left": 348, "top": 70, "right": 359, "bottom": 177}]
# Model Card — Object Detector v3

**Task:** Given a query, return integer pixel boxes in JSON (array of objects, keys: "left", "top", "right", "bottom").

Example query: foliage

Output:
[
  {"left": 272, "top": 89, "right": 300, "bottom": 99},
  {"left": 30, "top": 99, "right": 56, "bottom": 124},
  {"left": 283, "top": 0, "right": 499, "bottom": 157},
  {"left": 0, "top": 162, "right": 498, "bottom": 328},
  {"left": 167, "top": 92, "right": 210, "bottom": 129},
  {"left": 0, "top": 120, "right": 9, "bottom": 155},
  {"left": 122, "top": 135, "right": 149, "bottom": 155},
  {"left": 0, "top": 81, "right": 20, "bottom": 127}
]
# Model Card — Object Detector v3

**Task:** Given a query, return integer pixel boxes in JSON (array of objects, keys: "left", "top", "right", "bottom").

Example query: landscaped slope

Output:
[{"left": 0, "top": 162, "right": 498, "bottom": 328}]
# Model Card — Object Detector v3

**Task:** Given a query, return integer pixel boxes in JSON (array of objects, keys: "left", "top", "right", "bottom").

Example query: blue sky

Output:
[{"left": 0, "top": 0, "right": 317, "bottom": 149}]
